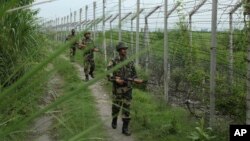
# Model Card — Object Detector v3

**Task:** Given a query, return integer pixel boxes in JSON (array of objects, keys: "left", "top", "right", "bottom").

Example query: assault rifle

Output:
[{"left": 107, "top": 76, "right": 147, "bottom": 84}]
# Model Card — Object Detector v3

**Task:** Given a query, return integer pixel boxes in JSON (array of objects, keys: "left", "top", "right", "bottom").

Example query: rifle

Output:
[{"left": 108, "top": 76, "right": 147, "bottom": 84}]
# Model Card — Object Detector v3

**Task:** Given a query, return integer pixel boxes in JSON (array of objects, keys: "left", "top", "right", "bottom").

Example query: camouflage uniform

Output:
[
  {"left": 66, "top": 34, "right": 78, "bottom": 62},
  {"left": 107, "top": 54, "right": 137, "bottom": 136},
  {"left": 82, "top": 37, "right": 96, "bottom": 80}
]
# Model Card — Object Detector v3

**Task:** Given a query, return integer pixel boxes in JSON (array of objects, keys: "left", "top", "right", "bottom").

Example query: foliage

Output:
[
  {"left": 243, "top": 0, "right": 250, "bottom": 14},
  {"left": 52, "top": 57, "right": 108, "bottom": 140},
  {"left": 131, "top": 89, "right": 196, "bottom": 141},
  {"left": 0, "top": 0, "right": 248, "bottom": 140},
  {"left": 233, "top": 29, "right": 248, "bottom": 52},
  {"left": 216, "top": 83, "right": 246, "bottom": 122},
  {"left": 0, "top": 0, "right": 44, "bottom": 87},
  {"left": 187, "top": 118, "right": 216, "bottom": 141},
  {"left": 0, "top": 1, "right": 49, "bottom": 140}
]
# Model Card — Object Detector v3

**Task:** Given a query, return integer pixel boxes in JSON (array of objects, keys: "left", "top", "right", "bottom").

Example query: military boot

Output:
[
  {"left": 122, "top": 119, "right": 131, "bottom": 136},
  {"left": 111, "top": 117, "right": 117, "bottom": 129},
  {"left": 85, "top": 75, "right": 89, "bottom": 81},
  {"left": 89, "top": 72, "right": 94, "bottom": 78}
]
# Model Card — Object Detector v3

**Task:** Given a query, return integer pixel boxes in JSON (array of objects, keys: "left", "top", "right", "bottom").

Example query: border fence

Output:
[{"left": 42, "top": 0, "right": 250, "bottom": 126}]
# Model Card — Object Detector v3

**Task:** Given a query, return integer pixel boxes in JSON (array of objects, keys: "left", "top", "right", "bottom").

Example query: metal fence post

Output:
[
  {"left": 93, "top": 1, "right": 96, "bottom": 40},
  {"left": 209, "top": 0, "right": 218, "bottom": 128},
  {"left": 119, "top": 0, "right": 121, "bottom": 41},
  {"left": 85, "top": 5, "right": 88, "bottom": 30},
  {"left": 245, "top": 0, "right": 250, "bottom": 125},
  {"left": 145, "top": 6, "right": 161, "bottom": 72},
  {"left": 103, "top": 0, "right": 107, "bottom": 62},
  {"left": 79, "top": 8, "right": 82, "bottom": 31},
  {"left": 136, "top": 0, "right": 140, "bottom": 67},
  {"left": 164, "top": 0, "right": 169, "bottom": 102},
  {"left": 228, "top": 1, "right": 242, "bottom": 93}
]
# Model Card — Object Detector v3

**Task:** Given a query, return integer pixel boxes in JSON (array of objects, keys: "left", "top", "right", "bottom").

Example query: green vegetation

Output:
[
  {"left": 51, "top": 56, "right": 108, "bottom": 140},
  {"left": 131, "top": 89, "right": 196, "bottom": 141},
  {"left": 0, "top": 0, "right": 45, "bottom": 87},
  {"left": 0, "top": 1, "right": 249, "bottom": 141},
  {"left": 0, "top": 0, "right": 49, "bottom": 140}
]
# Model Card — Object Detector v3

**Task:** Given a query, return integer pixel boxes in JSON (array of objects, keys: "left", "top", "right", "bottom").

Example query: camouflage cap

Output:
[{"left": 116, "top": 42, "right": 128, "bottom": 52}]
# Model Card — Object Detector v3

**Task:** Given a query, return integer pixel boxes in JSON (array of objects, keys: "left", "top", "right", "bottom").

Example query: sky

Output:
[{"left": 32, "top": 0, "right": 245, "bottom": 31}]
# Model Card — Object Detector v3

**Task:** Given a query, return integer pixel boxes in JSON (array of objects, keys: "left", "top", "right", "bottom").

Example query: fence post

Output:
[
  {"left": 74, "top": 11, "right": 77, "bottom": 30},
  {"left": 67, "top": 15, "right": 69, "bottom": 34},
  {"left": 55, "top": 19, "right": 57, "bottom": 41},
  {"left": 85, "top": 5, "right": 88, "bottom": 30},
  {"left": 164, "top": 0, "right": 169, "bottom": 103},
  {"left": 118, "top": 0, "right": 122, "bottom": 41},
  {"left": 163, "top": 2, "right": 180, "bottom": 103},
  {"left": 93, "top": 1, "right": 96, "bottom": 40},
  {"left": 136, "top": 0, "right": 140, "bottom": 67},
  {"left": 131, "top": 20, "right": 134, "bottom": 55},
  {"left": 247, "top": 15, "right": 250, "bottom": 123},
  {"left": 245, "top": 0, "right": 250, "bottom": 125},
  {"left": 228, "top": 1, "right": 242, "bottom": 93},
  {"left": 110, "top": 14, "right": 119, "bottom": 57},
  {"left": 145, "top": 6, "right": 161, "bottom": 73},
  {"left": 79, "top": 8, "right": 82, "bottom": 31},
  {"left": 70, "top": 12, "right": 73, "bottom": 30},
  {"left": 103, "top": 0, "right": 107, "bottom": 62},
  {"left": 209, "top": 0, "right": 217, "bottom": 128},
  {"left": 64, "top": 16, "right": 67, "bottom": 40},
  {"left": 55, "top": 18, "right": 58, "bottom": 41},
  {"left": 61, "top": 17, "right": 64, "bottom": 41},
  {"left": 131, "top": 9, "right": 144, "bottom": 57}
]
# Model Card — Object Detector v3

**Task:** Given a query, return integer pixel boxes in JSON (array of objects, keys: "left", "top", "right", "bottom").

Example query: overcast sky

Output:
[{"left": 32, "top": 0, "right": 244, "bottom": 31}]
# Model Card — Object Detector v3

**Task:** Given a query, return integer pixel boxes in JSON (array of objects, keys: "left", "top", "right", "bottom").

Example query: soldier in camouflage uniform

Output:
[
  {"left": 80, "top": 31, "right": 99, "bottom": 81},
  {"left": 66, "top": 29, "right": 78, "bottom": 62},
  {"left": 107, "top": 42, "right": 144, "bottom": 136}
]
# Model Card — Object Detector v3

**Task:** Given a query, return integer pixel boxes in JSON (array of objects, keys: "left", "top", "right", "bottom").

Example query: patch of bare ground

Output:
[{"left": 28, "top": 64, "right": 64, "bottom": 141}]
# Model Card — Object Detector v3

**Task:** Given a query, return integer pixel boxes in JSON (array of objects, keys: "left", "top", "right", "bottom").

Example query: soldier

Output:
[
  {"left": 66, "top": 29, "right": 78, "bottom": 62},
  {"left": 107, "top": 42, "right": 145, "bottom": 136},
  {"left": 80, "top": 31, "right": 99, "bottom": 81}
]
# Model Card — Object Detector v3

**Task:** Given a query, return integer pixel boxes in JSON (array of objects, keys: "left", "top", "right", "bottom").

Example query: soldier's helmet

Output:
[
  {"left": 116, "top": 42, "right": 128, "bottom": 52},
  {"left": 84, "top": 31, "right": 91, "bottom": 37}
]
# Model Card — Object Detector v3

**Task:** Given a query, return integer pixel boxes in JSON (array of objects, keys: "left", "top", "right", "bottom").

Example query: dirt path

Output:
[
  {"left": 28, "top": 65, "right": 64, "bottom": 141},
  {"left": 73, "top": 63, "right": 135, "bottom": 141}
]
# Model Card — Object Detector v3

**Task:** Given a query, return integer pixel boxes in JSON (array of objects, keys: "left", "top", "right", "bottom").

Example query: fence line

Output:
[{"left": 42, "top": 0, "right": 249, "bottom": 126}]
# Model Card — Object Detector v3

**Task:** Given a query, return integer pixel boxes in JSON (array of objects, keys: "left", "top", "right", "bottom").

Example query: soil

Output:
[{"left": 28, "top": 64, "right": 64, "bottom": 141}]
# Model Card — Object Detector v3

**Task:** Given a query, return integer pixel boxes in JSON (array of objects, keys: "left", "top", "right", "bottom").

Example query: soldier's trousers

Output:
[
  {"left": 70, "top": 47, "right": 76, "bottom": 61},
  {"left": 84, "top": 58, "right": 95, "bottom": 75},
  {"left": 112, "top": 89, "right": 132, "bottom": 120}
]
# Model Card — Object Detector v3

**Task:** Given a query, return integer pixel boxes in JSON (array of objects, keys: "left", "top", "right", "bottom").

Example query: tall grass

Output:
[
  {"left": 0, "top": 0, "right": 45, "bottom": 88},
  {"left": 51, "top": 56, "right": 109, "bottom": 140},
  {"left": 1, "top": 1, "right": 244, "bottom": 140},
  {"left": 0, "top": 0, "right": 49, "bottom": 140},
  {"left": 131, "top": 89, "right": 196, "bottom": 141}
]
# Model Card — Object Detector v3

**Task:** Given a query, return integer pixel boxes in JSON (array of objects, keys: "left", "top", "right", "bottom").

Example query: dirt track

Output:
[{"left": 28, "top": 66, "right": 63, "bottom": 141}]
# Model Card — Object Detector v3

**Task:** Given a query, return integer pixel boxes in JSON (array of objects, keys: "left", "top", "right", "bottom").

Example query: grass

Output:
[
  {"left": 0, "top": 67, "right": 53, "bottom": 141},
  {"left": 132, "top": 89, "right": 197, "bottom": 141},
  {"left": 51, "top": 56, "right": 109, "bottom": 140},
  {"left": 0, "top": 3, "right": 49, "bottom": 139},
  {"left": 1, "top": 1, "right": 248, "bottom": 140}
]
